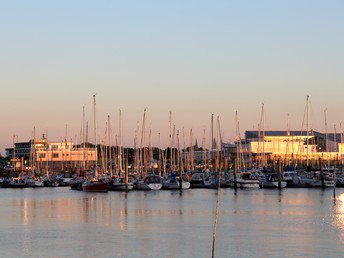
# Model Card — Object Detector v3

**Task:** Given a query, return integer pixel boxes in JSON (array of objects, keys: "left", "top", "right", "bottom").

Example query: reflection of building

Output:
[{"left": 6, "top": 138, "right": 97, "bottom": 171}]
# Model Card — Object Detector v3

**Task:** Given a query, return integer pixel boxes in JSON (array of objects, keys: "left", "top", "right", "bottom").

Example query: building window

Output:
[
  {"left": 39, "top": 154, "right": 46, "bottom": 158},
  {"left": 53, "top": 153, "right": 59, "bottom": 158}
]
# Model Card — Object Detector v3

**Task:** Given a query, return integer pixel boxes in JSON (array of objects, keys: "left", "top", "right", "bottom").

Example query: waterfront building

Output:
[
  {"left": 243, "top": 130, "right": 343, "bottom": 163},
  {"left": 6, "top": 138, "right": 97, "bottom": 172}
]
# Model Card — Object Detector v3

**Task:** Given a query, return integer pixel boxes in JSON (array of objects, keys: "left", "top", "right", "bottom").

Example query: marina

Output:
[{"left": 1, "top": 1, "right": 344, "bottom": 257}]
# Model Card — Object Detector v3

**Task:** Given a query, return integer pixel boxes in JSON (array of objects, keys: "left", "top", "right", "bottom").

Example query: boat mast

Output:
[
  {"left": 261, "top": 103, "right": 266, "bottom": 168},
  {"left": 306, "top": 95, "right": 309, "bottom": 167},
  {"left": 177, "top": 130, "right": 182, "bottom": 172},
  {"left": 190, "top": 128, "right": 195, "bottom": 171},
  {"left": 149, "top": 124, "right": 153, "bottom": 171},
  {"left": 158, "top": 132, "right": 161, "bottom": 176},
  {"left": 12, "top": 134, "right": 16, "bottom": 175},
  {"left": 108, "top": 115, "right": 112, "bottom": 178},
  {"left": 203, "top": 128, "right": 207, "bottom": 170},
  {"left": 104, "top": 121, "right": 108, "bottom": 174},
  {"left": 119, "top": 109, "right": 123, "bottom": 175},
  {"left": 33, "top": 126, "right": 36, "bottom": 176},
  {"left": 340, "top": 122, "right": 343, "bottom": 172},
  {"left": 45, "top": 129, "right": 49, "bottom": 177},
  {"left": 211, "top": 113, "right": 214, "bottom": 170},
  {"left": 217, "top": 116, "right": 224, "bottom": 166},
  {"left": 324, "top": 108, "right": 328, "bottom": 170},
  {"left": 135, "top": 120, "right": 139, "bottom": 171},
  {"left": 286, "top": 113, "right": 290, "bottom": 166},
  {"left": 183, "top": 127, "right": 189, "bottom": 171},
  {"left": 334, "top": 124, "right": 337, "bottom": 169},
  {"left": 172, "top": 125, "right": 176, "bottom": 171},
  {"left": 169, "top": 111, "right": 172, "bottom": 172},
  {"left": 82, "top": 105, "right": 86, "bottom": 173},
  {"left": 93, "top": 94, "right": 98, "bottom": 177},
  {"left": 64, "top": 124, "right": 67, "bottom": 172},
  {"left": 215, "top": 116, "right": 220, "bottom": 172},
  {"left": 140, "top": 109, "right": 147, "bottom": 177},
  {"left": 235, "top": 111, "right": 240, "bottom": 171}
]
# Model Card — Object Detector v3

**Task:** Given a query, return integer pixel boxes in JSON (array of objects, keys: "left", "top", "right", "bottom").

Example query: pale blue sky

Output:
[{"left": 1, "top": 0, "right": 344, "bottom": 154}]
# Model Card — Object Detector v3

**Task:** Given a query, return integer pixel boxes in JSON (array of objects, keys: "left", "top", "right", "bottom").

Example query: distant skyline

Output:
[{"left": 1, "top": 1, "right": 344, "bottom": 155}]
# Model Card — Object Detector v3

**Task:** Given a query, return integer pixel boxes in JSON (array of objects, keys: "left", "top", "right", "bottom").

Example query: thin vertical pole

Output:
[{"left": 306, "top": 95, "right": 310, "bottom": 167}]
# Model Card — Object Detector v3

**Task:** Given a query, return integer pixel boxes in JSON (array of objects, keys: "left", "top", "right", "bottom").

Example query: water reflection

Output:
[
  {"left": 0, "top": 188, "right": 343, "bottom": 257},
  {"left": 334, "top": 193, "right": 344, "bottom": 243}
]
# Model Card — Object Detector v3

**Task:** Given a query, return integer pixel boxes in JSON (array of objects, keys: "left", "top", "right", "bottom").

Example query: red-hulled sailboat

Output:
[{"left": 82, "top": 178, "right": 108, "bottom": 192}]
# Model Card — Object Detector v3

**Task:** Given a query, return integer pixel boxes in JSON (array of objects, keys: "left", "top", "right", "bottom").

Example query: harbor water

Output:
[{"left": 0, "top": 188, "right": 343, "bottom": 257}]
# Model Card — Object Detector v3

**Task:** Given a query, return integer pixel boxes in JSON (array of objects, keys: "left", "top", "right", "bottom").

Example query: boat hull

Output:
[
  {"left": 136, "top": 182, "right": 162, "bottom": 190},
  {"left": 260, "top": 181, "right": 287, "bottom": 189},
  {"left": 110, "top": 183, "right": 134, "bottom": 191},
  {"left": 162, "top": 181, "right": 190, "bottom": 190},
  {"left": 231, "top": 180, "right": 260, "bottom": 189},
  {"left": 82, "top": 181, "right": 108, "bottom": 192}
]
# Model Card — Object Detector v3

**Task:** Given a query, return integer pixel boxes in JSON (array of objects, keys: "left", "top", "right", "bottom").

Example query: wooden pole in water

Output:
[
  {"left": 211, "top": 158, "right": 221, "bottom": 258},
  {"left": 320, "top": 157, "right": 325, "bottom": 190},
  {"left": 278, "top": 159, "right": 282, "bottom": 190}
]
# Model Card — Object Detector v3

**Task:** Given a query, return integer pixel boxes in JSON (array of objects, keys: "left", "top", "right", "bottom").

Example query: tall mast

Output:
[
  {"left": 211, "top": 113, "right": 214, "bottom": 168},
  {"left": 33, "top": 126, "right": 36, "bottom": 176},
  {"left": 235, "top": 111, "right": 240, "bottom": 171},
  {"left": 93, "top": 94, "right": 98, "bottom": 172},
  {"left": 82, "top": 105, "right": 86, "bottom": 172},
  {"left": 190, "top": 128, "right": 195, "bottom": 171},
  {"left": 140, "top": 109, "right": 147, "bottom": 177},
  {"left": 182, "top": 127, "right": 188, "bottom": 171},
  {"left": 217, "top": 116, "right": 223, "bottom": 161},
  {"left": 104, "top": 121, "right": 108, "bottom": 174},
  {"left": 13, "top": 134, "right": 15, "bottom": 173},
  {"left": 177, "top": 130, "right": 183, "bottom": 173},
  {"left": 172, "top": 125, "right": 176, "bottom": 171},
  {"left": 261, "top": 103, "right": 266, "bottom": 168},
  {"left": 334, "top": 124, "right": 337, "bottom": 168},
  {"left": 340, "top": 122, "right": 343, "bottom": 172},
  {"left": 216, "top": 116, "right": 220, "bottom": 172},
  {"left": 86, "top": 122, "right": 89, "bottom": 171},
  {"left": 169, "top": 111, "right": 172, "bottom": 172},
  {"left": 203, "top": 128, "right": 206, "bottom": 170},
  {"left": 119, "top": 109, "right": 123, "bottom": 175},
  {"left": 158, "top": 132, "right": 161, "bottom": 176},
  {"left": 149, "top": 124, "right": 153, "bottom": 170},
  {"left": 108, "top": 114, "right": 112, "bottom": 177},
  {"left": 64, "top": 124, "right": 67, "bottom": 171},
  {"left": 324, "top": 108, "right": 329, "bottom": 169},
  {"left": 306, "top": 95, "right": 310, "bottom": 167},
  {"left": 135, "top": 120, "right": 139, "bottom": 171}
]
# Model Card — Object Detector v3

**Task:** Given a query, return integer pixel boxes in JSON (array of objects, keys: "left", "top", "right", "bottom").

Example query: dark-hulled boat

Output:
[
  {"left": 70, "top": 178, "right": 85, "bottom": 191},
  {"left": 82, "top": 179, "right": 108, "bottom": 192}
]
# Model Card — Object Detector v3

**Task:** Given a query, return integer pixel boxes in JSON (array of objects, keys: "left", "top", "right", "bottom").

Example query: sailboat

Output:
[
  {"left": 82, "top": 177, "right": 108, "bottom": 192},
  {"left": 82, "top": 94, "right": 108, "bottom": 192},
  {"left": 162, "top": 172, "right": 190, "bottom": 190},
  {"left": 230, "top": 111, "right": 260, "bottom": 188},
  {"left": 136, "top": 174, "right": 163, "bottom": 190}
]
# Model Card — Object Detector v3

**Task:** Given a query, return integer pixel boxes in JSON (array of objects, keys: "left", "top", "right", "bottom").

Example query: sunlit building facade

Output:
[{"left": 243, "top": 130, "right": 343, "bottom": 161}]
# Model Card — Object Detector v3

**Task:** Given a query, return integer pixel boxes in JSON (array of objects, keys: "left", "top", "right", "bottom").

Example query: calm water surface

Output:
[{"left": 0, "top": 187, "right": 343, "bottom": 257}]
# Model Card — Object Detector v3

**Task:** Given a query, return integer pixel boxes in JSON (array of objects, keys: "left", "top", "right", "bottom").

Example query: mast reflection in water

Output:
[{"left": 0, "top": 188, "right": 343, "bottom": 257}]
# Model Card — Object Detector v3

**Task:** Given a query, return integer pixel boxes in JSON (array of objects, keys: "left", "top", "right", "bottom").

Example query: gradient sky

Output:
[{"left": 1, "top": 0, "right": 344, "bottom": 154}]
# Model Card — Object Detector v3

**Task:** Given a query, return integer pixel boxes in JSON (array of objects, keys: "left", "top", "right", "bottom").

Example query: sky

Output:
[{"left": 0, "top": 0, "right": 344, "bottom": 154}]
